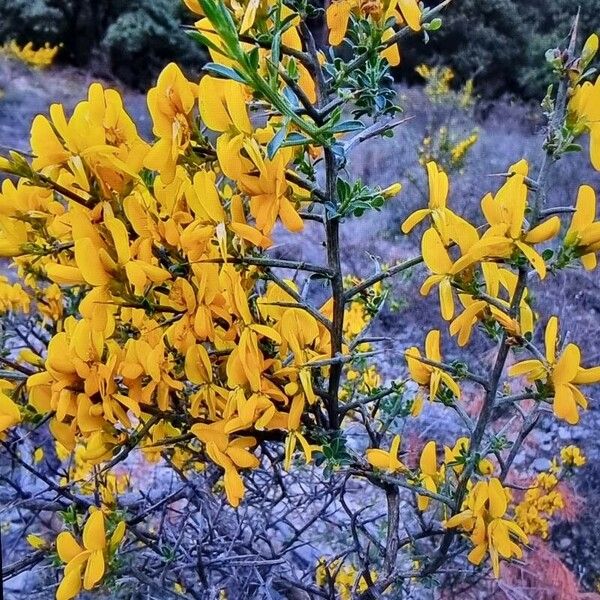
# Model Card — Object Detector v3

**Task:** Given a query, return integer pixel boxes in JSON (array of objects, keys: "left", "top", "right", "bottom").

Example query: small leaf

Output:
[
  {"left": 329, "top": 120, "right": 364, "bottom": 134},
  {"left": 542, "top": 249, "right": 554, "bottom": 261},
  {"left": 427, "top": 17, "right": 442, "bottom": 31},
  {"left": 267, "top": 120, "right": 290, "bottom": 159},
  {"left": 203, "top": 62, "right": 247, "bottom": 84},
  {"left": 281, "top": 132, "right": 310, "bottom": 148}
]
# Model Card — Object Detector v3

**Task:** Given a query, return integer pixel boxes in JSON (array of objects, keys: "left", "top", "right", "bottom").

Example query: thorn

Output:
[{"left": 568, "top": 8, "right": 581, "bottom": 57}]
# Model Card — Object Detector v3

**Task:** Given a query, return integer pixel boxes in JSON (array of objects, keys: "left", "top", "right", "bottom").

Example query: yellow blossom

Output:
[
  {"left": 509, "top": 316, "right": 600, "bottom": 424},
  {"left": 56, "top": 510, "right": 126, "bottom": 600},
  {"left": 366, "top": 434, "right": 406, "bottom": 473},
  {"left": 445, "top": 478, "right": 528, "bottom": 577}
]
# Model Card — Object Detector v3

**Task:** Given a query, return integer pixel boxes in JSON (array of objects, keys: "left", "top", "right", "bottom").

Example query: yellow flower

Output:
[
  {"left": 450, "top": 300, "right": 518, "bottom": 347},
  {"left": 471, "top": 161, "right": 560, "bottom": 279},
  {"left": 417, "top": 441, "right": 443, "bottom": 511},
  {"left": 565, "top": 184, "right": 600, "bottom": 270},
  {"left": 56, "top": 510, "right": 126, "bottom": 600},
  {"left": 27, "top": 534, "right": 47, "bottom": 549},
  {"left": 444, "top": 437, "right": 494, "bottom": 476},
  {"left": 406, "top": 329, "right": 460, "bottom": 406},
  {"left": 316, "top": 558, "right": 377, "bottom": 600},
  {"left": 284, "top": 430, "right": 320, "bottom": 470},
  {"left": 198, "top": 76, "right": 252, "bottom": 135},
  {"left": 445, "top": 478, "right": 528, "bottom": 577},
  {"left": 402, "top": 162, "right": 453, "bottom": 242},
  {"left": 509, "top": 316, "right": 600, "bottom": 424},
  {"left": 4, "top": 40, "right": 60, "bottom": 68},
  {"left": 191, "top": 422, "right": 259, "bottom": 507},
  {"left": 366, "top": 434, "right": 406, "bottom": 473},
  {"left": 326, "top": 0, "right": 420, "bottom": 64},
  {"left": 560, "top": 444, "right": 586, "bottom": 467},
  {"left": 420, "top": 228, "right": 478, "bottom": 320},
  {"left": 568, "top": 76, "right": 600, "bottom": 170},
  {"left": 144, "top": 63, "right": 197, "bottom": 183},
  {"left": 0, "top": 384, "right": 20, "bottom": 439},
  {"left": 235, "top": 140, "right": 303, "bottom": 234},
  {"left": 330, "top": 0, "right": 421, "bottom": 43}
]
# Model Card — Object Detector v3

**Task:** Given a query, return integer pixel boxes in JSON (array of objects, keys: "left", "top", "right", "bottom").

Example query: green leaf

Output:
[
  {"left": 203, "top": 62, "right": 247, "bottom": 84},
  {"left": 281, "top": 132, "right": 311, "bottom": 148},
  {"left": 267, "top": 119, "right": 290, "bottom": 159},
  {"left": 427, "top": 17, "right": 442, "bottom": 31},
  {"left": 542, "top": 248, "right": 554, "bottom": 261},
  {"left": 329, "top": 120, "right": 365, "bottom": 134}
]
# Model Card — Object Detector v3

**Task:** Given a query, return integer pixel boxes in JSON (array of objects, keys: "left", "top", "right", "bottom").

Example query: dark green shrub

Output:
[
  {"left": 0, "top": 0, "right": 204, "bottom": 88},
  {"left": 401, "top": 0, "right": 600, "bottom": 100},
  {"left": 0, "top": 0, "right": 65, "bottom": 50},
  {"left": 102, "top": 1, "right": 204, "bottom": 89}
]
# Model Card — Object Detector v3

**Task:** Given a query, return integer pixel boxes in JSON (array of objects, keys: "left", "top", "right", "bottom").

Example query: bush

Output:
[
  {"left": 403, "top": 0, "right": 600, "bottom": 99},
  {"left": 0, "top": 0, "right": 204, "bottom": 88},
  {"left": 103, "top": 1, "right": 204, "bottom": 89},
  {"left": 1, "top": 1, "right": 600, "bottom": 598}
]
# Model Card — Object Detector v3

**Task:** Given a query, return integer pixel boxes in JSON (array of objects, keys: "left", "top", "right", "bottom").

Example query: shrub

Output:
[
  {"left": 404, "top": 0, "right": 600, "bottom": 99},
  {"left": 0, "top": 1, "right": 599, "bottom": 598},
  {"left": 102, "top": 1, "right": 204, "bottom": 89},
  {"left": 0, "top": 0, "right": 203, "bottom": 87}
]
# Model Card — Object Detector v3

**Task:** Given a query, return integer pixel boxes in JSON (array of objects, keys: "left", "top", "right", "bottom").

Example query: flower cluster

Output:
[
  {"left": 515, "top": 446, "right": 586, "bottom": 539},
  {"left": 2, "top": 40, "right": 60, "bottom": 68},
  {"left": 445, "top": 478, "right": 528, "bottom": 577},
  {"left": 316, "top": 558, "right": 378, "bottom": 600}
]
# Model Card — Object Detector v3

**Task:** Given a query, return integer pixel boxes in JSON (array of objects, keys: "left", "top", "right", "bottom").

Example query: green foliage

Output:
[
  {"left": 0, "top": 0, "right": 204, "bottom": 88},
  {"left": 103, "top": 1, "right": 204, "bottom": 89},
  {"left": 0, "top": 0, "right": 64, "bottom": 49},
  {"left": 404, "top": 0, "right": 600, "bottom": 99}
]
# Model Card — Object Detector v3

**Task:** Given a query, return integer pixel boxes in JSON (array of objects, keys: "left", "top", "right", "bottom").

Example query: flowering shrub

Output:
[
  {"left": 0, "top": 1, "right": 599, "bottom": 598},
  {"left": 1, "top": 40, "right": 60, "bottom": 68}
]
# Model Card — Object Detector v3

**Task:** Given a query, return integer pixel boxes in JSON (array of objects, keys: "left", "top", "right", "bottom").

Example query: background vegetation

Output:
[
  {"left": 0, "top": 0, "right": 204, "bottom": 88},
  {"left": 1, "top": 0, "right": 600, "bottom": 97}
]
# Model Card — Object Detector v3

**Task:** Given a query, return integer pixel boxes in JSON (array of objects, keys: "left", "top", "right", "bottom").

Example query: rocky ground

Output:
[{"left": 1, "top": 56, "right": 600, "bottom": 598}]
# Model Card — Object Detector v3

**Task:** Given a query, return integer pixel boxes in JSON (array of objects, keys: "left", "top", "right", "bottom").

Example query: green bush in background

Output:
[
  {"left": 102, "top": 1, "right": 204, "bottom": 89},
  {"left": 404, "top": 0, "right": 600, "bottom": 100},
  {"left": 0, "top": 0, "right": 204, "bottom": 88},
  {"left": 0, "top": 0, "right": 598, "bottom": 99}
]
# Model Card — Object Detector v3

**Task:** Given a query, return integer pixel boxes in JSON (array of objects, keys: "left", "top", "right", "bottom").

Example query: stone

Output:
[{"left": 532, "top": 458, "right": 551, "bottom": 472}]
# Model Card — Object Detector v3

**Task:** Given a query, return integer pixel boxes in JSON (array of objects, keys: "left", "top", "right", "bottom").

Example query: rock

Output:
[
  {"left": 558, "top": 537, "right": 571, "bottom": 550},
  {"left": 532, "top": 458, "right": 551, "bottom": 472},
  {"left": 557, "top": 427, "right": 572, "bottom": 441}
]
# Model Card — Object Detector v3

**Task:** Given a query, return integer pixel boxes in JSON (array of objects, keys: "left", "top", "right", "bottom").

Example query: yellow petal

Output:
[
  {"left": 104, "top": 216, "right": 131, "bottom": 265},
  {"left": 83, "top": 510, "right": 106, "bottom": 552},
  {"left": 75, "top": 238, "right": 110, "bottom": 286},
  {"left": 508, "top": 359, "right": 544, "bottom": 379},
  {"left": 524, "top": 216, "right": 560, "bottom": 244},
  {"left": 366, "top": 448, "right": 392, "bottom": 470},
  {"left": 224, "top": 466, "right": 244, "bottom": 507},
  {"left": 56, "top": 564, "right": 83, "bottom": 600},
  {"left": 553, "top": 384, "right": 579, "bottom": 424},
  {"left": 83, "top": 549, "right": 105, "bottom": 590},
  {"left": 56, "top": 532, "right": 83, "bottom": 564},
  {"left": 553, "top": 343, "right": 581, "bottom": 384},
  {"left": 419, "top": 440, "right": 437, "bottom": 476},
  {"left": 488, "top": 478, "right": 507, "bottom": 518},
  {"left": 326, "top": 0, "right": 352, "bottom": 45},
  {"left": 515, "top": 241, "right": 546, "bottom": 279},
  {"left": 467, "top": 543, "right": 488, "bottom": 566},
  {"left": 401, "top": 208, "right": 429, "bottom": 234},
  {"left": 398, "top": 0, "right": 422, "bottom": 31},
  {"left": 439, "top": 277, "right": 454, "bottom": 321},
  {"left": 574, "top": 365, "right": 600, "bottom": 384},
  {"left": 422, "top": 228, "right": 453, "bottom": 274}
]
